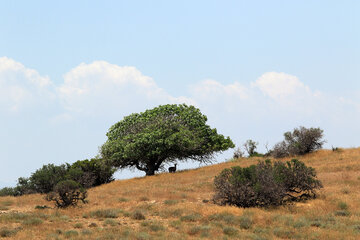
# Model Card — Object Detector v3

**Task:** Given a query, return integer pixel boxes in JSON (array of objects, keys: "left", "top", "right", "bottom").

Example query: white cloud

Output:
[
  {"left": 252, "top": 72, "right": 312, "bottom": 100},
  {"left": 58, "top": 61, "right": 192, "bottom": 116},
  {"left": 190, "top": 79, "right": 248, "bottom": 101},
  {"left": 0, "top": 57, "right": 53, "bottom": 112}
]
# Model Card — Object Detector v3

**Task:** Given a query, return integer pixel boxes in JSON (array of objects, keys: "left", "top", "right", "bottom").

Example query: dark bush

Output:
[
  {"left": 0, "top": 177, "right": 38, "bottom": 196},
  {"left": 46, "top": 180, "right": 88, "bottom": 208},
  {"left": 213, "top": 159, "right": 322, "bottom": 207},
  {"left": 68, "top": 158, "right": 115, "bottom": 188},
  {"left": 272, "top": 126, "right": 325, "bottom": 158},
  {"left": 1, "top": 158, "right": 116, "bottom": 197},
  {"left": 0, "top": 187, "right": 17, "bottom": 197},
  {"left": 30, "top": 164, "right": 69, "bottom": 193},
  {"left": 272, "top": 141, "right": 289, "bottom": 158},
  {"left": 213, "top": 160, "right": 285, "bottom": 207},
  {"left": 273, "top": 159, "right": 323, "bottom": 200}
]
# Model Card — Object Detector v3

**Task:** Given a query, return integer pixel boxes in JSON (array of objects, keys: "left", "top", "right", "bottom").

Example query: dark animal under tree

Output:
[{"left": 168, "top": 164, "right": 177, "bottom": 173}]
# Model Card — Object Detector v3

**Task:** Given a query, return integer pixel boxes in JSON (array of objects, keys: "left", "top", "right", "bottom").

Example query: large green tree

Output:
[{"left": 101, "top": 104, "right": 234, "bottom": 176}]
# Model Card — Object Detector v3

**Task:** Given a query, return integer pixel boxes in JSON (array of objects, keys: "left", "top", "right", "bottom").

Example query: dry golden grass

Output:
[{"left": 1, "top": 148, "right": 360, "bottom": 239}]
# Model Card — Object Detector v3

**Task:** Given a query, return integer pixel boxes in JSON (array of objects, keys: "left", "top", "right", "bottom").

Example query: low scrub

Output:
[{"left": 213, "top": 159, "right": 322, "bottom": 207}]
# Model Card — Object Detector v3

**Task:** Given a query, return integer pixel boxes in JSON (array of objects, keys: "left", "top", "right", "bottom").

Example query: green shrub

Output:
[
  {"left": 180, "top": 213, "right": 202, "bottom": 222},
  {"left": 148, "top": 222, "right": 165, "bottom": 232},
  {"left": 30, "top": 164, "right": 69, "bottom": 194},
  {"left": 239, "top": 215, "right": 253, "bottom": 229},
  {"left": 89, "top": 209, "right": 119, "bottom": 218},
  {"left": 208, "top": 212, "right": 236, "bottom": 224},
  {"left": 1, "top": 158, "right": 116, "bottom": 197},
  {"left": 73, "top": 223, "right": 83, "bottom": 228},
  {"left": 118, "top": 197, "right": 129, "bottom": 202},
  {"left": 23, "top": 217, "right": 43, "bottom": 226},
  {"left": 35, "top": 205, "right": 50, "bottom": 210},
  {"left": 164, "top": 199, "right": 179, "bottom": 205},
  {"left": 213, "top": 159, "right": 322, "bottom": 207},
  {"left": 0, "top": 227, "right": 18, "bottom": 237},
  {"left": 188, "top": 226, "right": 202, "bottom": 235},
  {"left": 46, "top": 180, "right": 88, "bottom": 208},
  {"left": 64, "top": 230, "right": 79, "bottom": 238},
  {"left": 0, "top": 187, "right": 17, "bottom": 197},
  {"left": 68, "top": 158, "right": 115, "bottom": 188},
  {"left": 223, "top": 226, "right": 238, "bottom": 236},
  {"left": 82, "top": 229, "right": 92, "bottom": 235},
  {"left": 272, "top": 126, "right": 325, "bottom": 158},
  {"left": 273, "top": 159, "right": 323, "bottom": 200},
  {"left": 104, "top": 218, "right": 117, "bottom": 226},
  {"left": 338, "top": 202, "right": 348, "bottom": 210},
  {"left": 334, "top": 210, "right": 351, "bottom": 217},
  {"left": 273, "top": 227, "right": 294, "bottom": 238}
]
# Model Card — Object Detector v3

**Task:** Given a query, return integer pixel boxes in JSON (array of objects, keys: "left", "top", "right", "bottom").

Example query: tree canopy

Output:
[{"left": 101, "top": 104, "right": 234, "bottom": 176}]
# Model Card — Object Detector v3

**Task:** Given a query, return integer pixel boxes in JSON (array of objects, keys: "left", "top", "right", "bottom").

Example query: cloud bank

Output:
[{"left": 0, "top": 57, "right": 54, "bottom": 112}]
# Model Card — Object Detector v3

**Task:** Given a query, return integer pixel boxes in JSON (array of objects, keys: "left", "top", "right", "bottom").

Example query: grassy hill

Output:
[{"left": 1, "top": 148, "right": 360, "bottom": 239}]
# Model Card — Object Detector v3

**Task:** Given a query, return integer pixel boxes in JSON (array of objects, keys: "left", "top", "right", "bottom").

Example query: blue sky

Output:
[{"left": 0, "top": 1, "right": 359, "bottom": 187}]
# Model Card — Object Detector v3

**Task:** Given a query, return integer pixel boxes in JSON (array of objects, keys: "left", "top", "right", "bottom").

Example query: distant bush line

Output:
[
  {"left": 233, "top": 126, "right": 326, "bottom": 159},
  {"left": 0, "top": 158, "right": 115, "bottom": 197}
]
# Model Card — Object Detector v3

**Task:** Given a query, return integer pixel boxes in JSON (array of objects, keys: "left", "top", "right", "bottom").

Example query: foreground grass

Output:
[{"left": 1, "top": 148, "right": 360, "bottom": 239}]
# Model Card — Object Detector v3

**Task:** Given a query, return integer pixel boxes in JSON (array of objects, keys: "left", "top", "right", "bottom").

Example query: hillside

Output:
[{"left": 1, "top": 148, "right": 360, "bottom": 239}]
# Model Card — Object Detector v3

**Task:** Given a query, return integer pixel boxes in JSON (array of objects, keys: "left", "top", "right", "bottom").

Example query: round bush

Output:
[{"left": 213, "top": 159, "right": 322, "bottom": 207}]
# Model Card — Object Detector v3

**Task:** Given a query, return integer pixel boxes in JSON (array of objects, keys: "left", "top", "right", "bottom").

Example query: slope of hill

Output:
[{"left": 1, "top": 148, "right": 360, "bottom": 239}]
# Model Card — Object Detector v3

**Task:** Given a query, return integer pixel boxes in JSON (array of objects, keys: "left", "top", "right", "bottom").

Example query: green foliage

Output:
[
  {"left": 30, "top": 164, "right": 69, "bottom": 194},
  {"left": 272, "top": 126, "right": 325, "bottom": 158},
  {"left": 223, "top": 226, "right": 238, "bottom": 236},
  {"left": 213, "top": 159, "right": 322, "bottom": 207},
  {"left": 46, "top": 180, "right": 88, "bottom": 208},
  {"left": 1, "top": 158, "right": 115, "bottom": 196},
  {"left": 67, "top": 158, "right": 115, "bottom": 188},
  {"left": 0, "top": 227, "right": 18, "bottom": 237},
  {"left": 101, "top": 104, "right": 234, "bottom": 175},
  {"left": 0, "top": 187, "right": 18, "bottom": 197},
  {"left": 89, "top": 209, "right": 120, "bottom": 218},
  {"left": 338, "top": 201, "right": 348, "bottom": 210}
]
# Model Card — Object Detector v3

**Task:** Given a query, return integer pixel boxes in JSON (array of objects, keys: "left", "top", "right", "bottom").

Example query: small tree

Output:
[
  {"left": 46, "top": 180, "right": 88, "bottom": 208},
  {"left": 272, "top": 126, "right": 325, "bottom": 158},
  {"left": 232, "top": 147, "right": 244, "bottom": 159},
  {"left": 101, "top": 104, "right": 234, "bottom": 176}
]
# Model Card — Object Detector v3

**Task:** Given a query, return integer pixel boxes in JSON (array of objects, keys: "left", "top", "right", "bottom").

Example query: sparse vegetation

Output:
[
  {"left": 89, "top": 209, "right": 120, "bottom": 219},
  {"left": 0, "top": 148, "right": 359, "bottom": 239}
]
